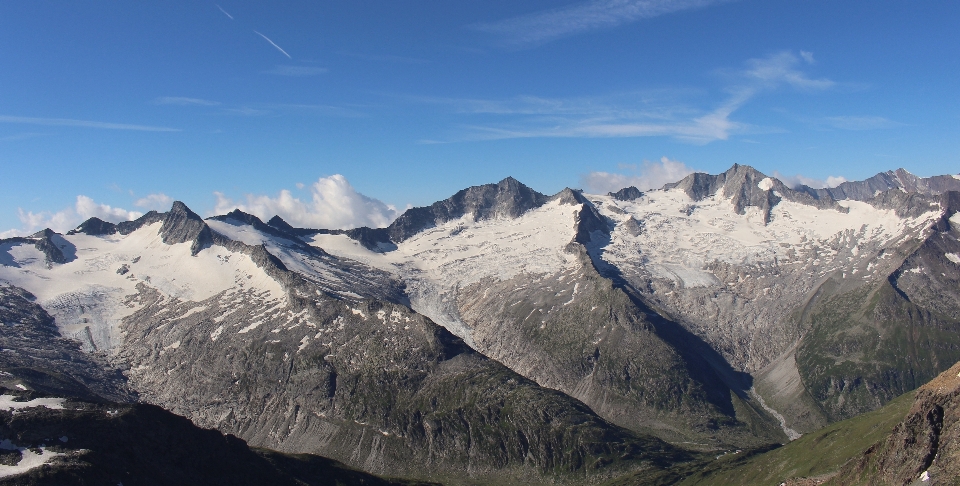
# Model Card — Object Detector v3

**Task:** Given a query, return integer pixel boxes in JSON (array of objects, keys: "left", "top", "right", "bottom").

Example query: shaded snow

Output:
[
  {"left": 0, "top": 395, "right": 65, "bottom": 411},
  {"left": 0, "top": 222, "right": 284, "bottom": 352},
  {"left": 590, "top": 187, "right": 940, "bottom": 284},
  {"left": 311, "top": 199, "right": 583, "bottom": 344}
]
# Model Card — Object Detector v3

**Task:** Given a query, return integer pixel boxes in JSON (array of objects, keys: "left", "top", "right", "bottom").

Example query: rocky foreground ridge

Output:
[{"left": 0, "top": 165, "right": 959, "bottom": 484}]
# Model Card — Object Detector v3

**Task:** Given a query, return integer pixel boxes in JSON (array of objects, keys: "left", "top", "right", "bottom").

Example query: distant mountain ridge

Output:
[{"left": 2, "top": 164, "right": 960, "bottom": 484}]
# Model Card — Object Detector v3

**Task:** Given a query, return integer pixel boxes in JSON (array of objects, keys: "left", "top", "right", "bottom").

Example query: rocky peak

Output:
[
  {"left": 386, "top": 176, "right": 548, "bottom": 242},
  {"left": 663, "top": 164, "right": 782, "bottom": 223},
  {"left": 68, "top": 217, "right": 117, "bottom": 236},
  {"left": 799, "top": 168, "right": 960, "bottom": 202},
  {"left": 210, "top": 209, "right": 296, "bottom": 241},
  {"left": 159, "top": 201, "right": 212, "bottom": 255},
  {"left": 663, "top": 164, "right": 847, "bottom": 223},
  {"left": 609, "top": 186, "right": 643, "bottom": 201}
]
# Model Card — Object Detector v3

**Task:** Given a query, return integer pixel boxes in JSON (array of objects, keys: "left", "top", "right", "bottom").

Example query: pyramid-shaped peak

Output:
[
  {"left": 28, "top": 228, "right": 59, "bottom": 239},
  {"left": 169, "top": 201, "right": 203, "bottom": 220},
  {"left": 267, "top": 215, "right": 296, "bottom": 232}
]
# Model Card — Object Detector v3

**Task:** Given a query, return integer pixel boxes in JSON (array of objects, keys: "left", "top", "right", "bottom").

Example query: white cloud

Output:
[
  {"left": 475, "top": 0, "right": 734, "bottom": 46},
  {"left": 134, "top": 193, "right": 174, "bottom": 210},
  {"left": 740, "top": 51, "right": 834, "bottom": 91},
  {"left": 581, "top": 156, "right": 696, "bottom": 193},
  {"left": 212, "top": 175, "right": 399, "bottom": 230},
  {"left": 772, "top": 171, "right": 847, "bottom": 189},
  {"left": 3, "top": 196, "right": 142, "bottom": 237}
]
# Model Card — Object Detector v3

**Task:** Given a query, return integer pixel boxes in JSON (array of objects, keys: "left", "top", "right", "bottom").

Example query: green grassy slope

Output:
[{"left": 671, "top": 390, "right": 915, "bottom": 485}]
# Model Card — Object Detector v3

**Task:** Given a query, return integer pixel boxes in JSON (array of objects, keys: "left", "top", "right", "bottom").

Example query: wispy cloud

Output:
[
  {"left": 823, "top": 115, "right": 901, "bottom": 131},
  {"left": 216, "top": 4, "right": 234, "bottom": 20},
  {"left": 474, "top": 0, "right": 735, "bottom": 46},
  {"left": 0, "top": 132, "right": 44, "bottom": 142},
  {"left": 0, "top": 115, "right": 179, "bottom": 132},
  {"left": 254, "top": 31, "right": 292, "bottom": 59},
  {"left": 153, "top": 96, "right": 220, "bottom": 106},
  {"left": 337, "top": 51, "right": 429, "bottom": 64},
  {"left": 420, "top": 51, "right": 834, "bottom": 144},
  {"left": 581, "top": 157, "right": 696, "bottom": 193},
  {"left": 213, "top": 175, "right": 399, "bottom": 229},
  {"left": 262, "top": 65, "right": 328, "bottom": 76},
  {"left": 737, "top": 51, "right": 834, "bottom": 90}
]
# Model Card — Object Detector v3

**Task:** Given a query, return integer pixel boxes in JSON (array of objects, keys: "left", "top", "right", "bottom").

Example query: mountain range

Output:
[{"left": 1, "top": 165, "right": 959, "bottom": 484}]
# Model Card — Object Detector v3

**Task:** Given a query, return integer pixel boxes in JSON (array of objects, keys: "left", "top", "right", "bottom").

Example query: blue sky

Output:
[{"left": 1, "top": 0, "right": 958, "bottom": 233}]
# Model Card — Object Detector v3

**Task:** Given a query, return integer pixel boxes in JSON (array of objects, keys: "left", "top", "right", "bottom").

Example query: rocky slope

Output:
[
  {"left": 829, "top": 361, "right": 960, "bottom": 485},
  {"left": 0, "top": 388, "right": 431, "bottom": 486},
  {"left": 0, "top": 200, "right": 698, "bottom": 484}
]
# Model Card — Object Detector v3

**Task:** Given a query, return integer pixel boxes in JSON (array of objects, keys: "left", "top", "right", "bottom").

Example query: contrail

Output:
[
  {"left": 254, "top": 30, "right": 291, "bottom": 59},
  {"left": 216, "top": 4, "right": 234, "bottom": 20}
]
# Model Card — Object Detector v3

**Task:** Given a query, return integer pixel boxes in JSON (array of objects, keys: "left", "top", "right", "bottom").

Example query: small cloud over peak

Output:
[
  {"left": 3, "top": 196, "right": 142, "bottom": 237},
  {"left": 772, "top": 171, "right": 847, "bottom": 189},
  {"left": 134, "top": 193, "right": 174, "bottom": 210},
  {"left": 213, "top": 175, "right": 399, "bottom": 230},
  {"left": 580, "top": 156, "right": 696, "bottom": 193}
]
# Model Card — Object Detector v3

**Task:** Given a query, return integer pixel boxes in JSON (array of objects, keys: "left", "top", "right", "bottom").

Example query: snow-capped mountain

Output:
[{"left": 1, "top": 165, "right": 959, "bottom": 484}]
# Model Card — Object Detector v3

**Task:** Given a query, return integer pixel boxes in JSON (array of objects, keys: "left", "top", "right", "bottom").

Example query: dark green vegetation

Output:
[{"left": 671, "top": 390, "right": 916, "bottom": 485}]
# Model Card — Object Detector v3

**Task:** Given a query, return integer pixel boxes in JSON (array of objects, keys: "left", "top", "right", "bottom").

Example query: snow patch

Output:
[
  {"left": 757, "top": 178, "right": 775, "bottom": 191},
  {"left": 0, "top": 442, "right": 64, "bottom": 478},
  {"left": 945, "top": 253, "right": 960, "bottom": 264},
  {"left": 237, "top": 320, "right": 264, "bottom": 334},
  {"left": 210, "top": 325, "right": 225, "bottom": 341},
  {"left": 0, "top": 222, "right": 284, "bottom": 353},
  {"left": 0, "top": 395, "right": 65, "bottom": 411}
]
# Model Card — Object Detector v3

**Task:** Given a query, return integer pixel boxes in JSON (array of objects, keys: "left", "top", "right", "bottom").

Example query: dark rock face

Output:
[
  {"left": 160, "top": 201, "right": 213, "bottom": 255},
  {"left": 386, "top": 177, "right": 548, "bottom": 243},
  {"left": 830, "top": 361, "right": 960, "bottom": 485},
  {"left": 663, "top": 164, "right": 845, "bottom": 224},
  {"left": 67, "top": 217, "right": 116, "bottom": 236},
  {"left": 609, "top": 186, "right": 643, "bottom": 201},
  {"left": 0, "top": 285, "right": 134, "bottom": 403},
  {"left": 0, "top": 389, "right": 425, "bottom": 486},
  {"left": 799, "top": 168, "right": 960, "bottom": 202}
]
